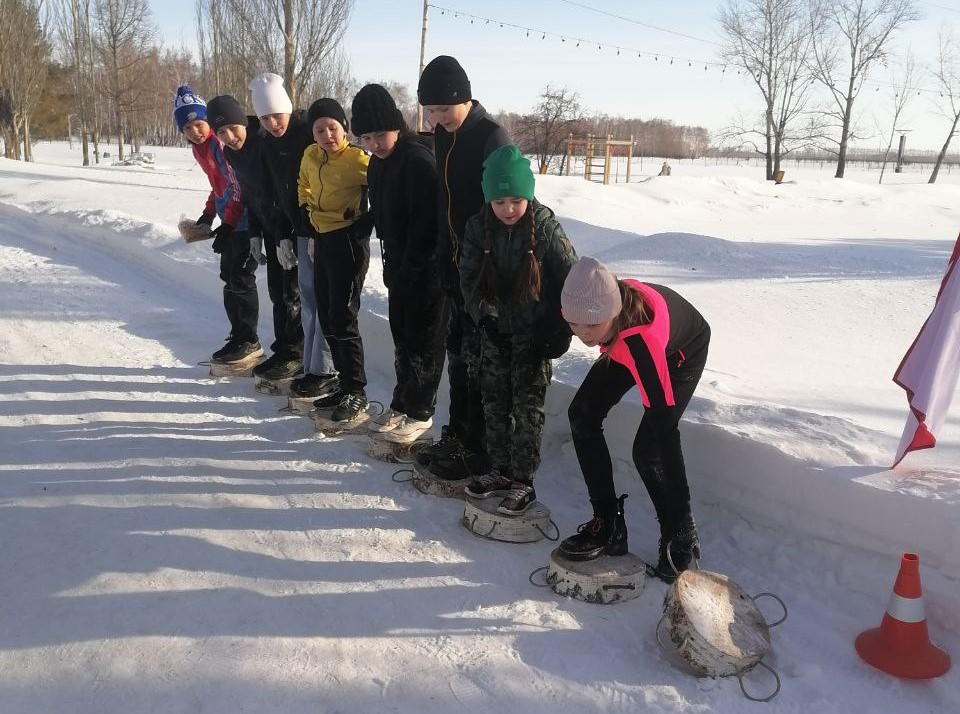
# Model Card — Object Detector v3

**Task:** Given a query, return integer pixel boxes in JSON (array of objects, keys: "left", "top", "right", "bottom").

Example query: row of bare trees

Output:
[
  {"left": 718, "top": 0, "right": 960, "bottom": 183},
  {"left": 3, "top": 0, "right": 356, "bottom": 164},
  {"left": 498, "top": 85, "right": 712, "bottom": 175},
  {"left": 0, "top": 0, "right": 49, "bottom": 160}
]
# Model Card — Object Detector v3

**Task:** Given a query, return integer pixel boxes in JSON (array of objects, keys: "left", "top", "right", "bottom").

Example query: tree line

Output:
[
  {"left": 718, "top": 0, "right": 959, "bottom": 183},
  {"left": 2, "top": 0, "right": 955, "bottom": 184}
]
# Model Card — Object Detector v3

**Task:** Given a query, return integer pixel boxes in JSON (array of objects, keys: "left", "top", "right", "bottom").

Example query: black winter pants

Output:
[
  {"left": 388, "top": 277, "right": 448, "bottom": 421},
  {"left": 313, "top": 228, "right": 369, "bottom": 396},
  {"left": 568, "top": 344, "right": 708, "bottom": 520},
  {"left": 219, "top": 230, "right": 259, "bottom": 344},
  {"left": 263, "top": 230, "right": 303, "bottom": 358},
  {"left": 445, "top": 287, "right": 487, "bottom": 455}
]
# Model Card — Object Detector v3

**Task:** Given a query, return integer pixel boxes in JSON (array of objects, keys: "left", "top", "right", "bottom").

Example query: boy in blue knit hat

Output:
[{"left": 174, "top": 85, "right": 261, "bottom": 365}]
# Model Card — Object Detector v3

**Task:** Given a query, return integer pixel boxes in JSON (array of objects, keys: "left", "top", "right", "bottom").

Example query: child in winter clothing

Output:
[
  {"left": 173, "top": 85, "right": 260, "bottom": 364},
  {"left": 415, "top": 55, "right": 511, "bottom": 480},
  {"left": 252, "top": 73, "right": 337, "bottom": 398},
  {"left": 297, "top": 98, "right": 372, "bottom": 423},
  {"left": 458, "top": 145, "right": 578, "bottom": 515},
  {"left": 557, "top": 257, "right": 711, "bottom": 582},
  {"left": 207, "top": 94, "right": 303, "bottom": 380},
  {"left": 351, "top": 84, "right": 448, "bottom": 444}
]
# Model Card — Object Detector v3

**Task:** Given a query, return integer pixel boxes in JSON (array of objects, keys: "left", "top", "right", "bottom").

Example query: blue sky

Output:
[{"left": 152, "top": 0, "right": 959, "bottom": 150}]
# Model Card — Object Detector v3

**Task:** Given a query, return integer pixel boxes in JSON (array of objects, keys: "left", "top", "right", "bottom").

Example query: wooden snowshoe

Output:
[
  {"left": 546, "top": 547, "right": 647, "bottom": 604},
  {"left": 462, "top": 494, "right": 555, "bottom": 544}
]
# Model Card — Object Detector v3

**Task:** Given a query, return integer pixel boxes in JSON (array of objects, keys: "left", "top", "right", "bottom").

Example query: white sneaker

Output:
[
  {"left": 369, "top": 408, "right": 404, "bottom": 433},
  {"left": 382, "top": 416, "right": 433, "bottom": 444}
]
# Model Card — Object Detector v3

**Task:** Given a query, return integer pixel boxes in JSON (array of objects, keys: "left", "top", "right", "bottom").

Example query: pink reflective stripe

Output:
[
  {"left": 603, "top": 280, "right": 675, "bottom": 406},
  {"left": 606, "top": 338, "right": 650, "bottom": 406},
  {"left": 886, "top": 593, "right": 927, "bottom": 624}
]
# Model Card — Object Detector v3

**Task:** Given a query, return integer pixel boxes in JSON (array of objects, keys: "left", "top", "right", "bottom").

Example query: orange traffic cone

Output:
[{"left": 855, "top": 553, "right": 951, "bottom": 679}]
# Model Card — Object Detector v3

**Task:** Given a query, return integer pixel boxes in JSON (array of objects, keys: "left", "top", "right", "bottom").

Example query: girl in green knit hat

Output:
[{"left": 458, "top": 144, "right": 579, "bottom": 515}]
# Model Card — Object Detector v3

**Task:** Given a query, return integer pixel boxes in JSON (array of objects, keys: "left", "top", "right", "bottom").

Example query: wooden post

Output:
[
  {"left": 626, "top": 135, "right": 634, "bottom": 183},
  {"left": 565, "top": 133, "right": 573, "bottom": 176},
  {"left": 603, "top": 134, "right": 612, "bottom": 185},
  {"left": 585, "top": 134, "right": 593, "bottom": 181},
  {"left": 416, "top": 0, "right": 429, "bottom": 132}
]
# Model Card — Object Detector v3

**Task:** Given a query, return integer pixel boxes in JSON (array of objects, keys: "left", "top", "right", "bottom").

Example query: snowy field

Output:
[{"left": 0, "top": 142, "right": 958, "bottom": 713}]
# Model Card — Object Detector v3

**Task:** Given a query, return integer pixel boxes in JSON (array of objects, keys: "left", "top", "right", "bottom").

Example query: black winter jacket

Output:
[
  {"left": 368, "top": 133, "right": 440, "bottom": 289},
  {"left": 221, "top": 116, "right": 283, "bottom": 237},
  {"left": 432, "top": 101, "right": 509, "bottom": 266},
  {"left": 261, "top": 110, "right": 313, "bottom": 236}
]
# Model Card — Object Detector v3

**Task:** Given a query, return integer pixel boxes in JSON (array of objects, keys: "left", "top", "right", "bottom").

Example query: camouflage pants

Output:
[{"left": 479, "top": 334, "right": 552, "bottom": 482}]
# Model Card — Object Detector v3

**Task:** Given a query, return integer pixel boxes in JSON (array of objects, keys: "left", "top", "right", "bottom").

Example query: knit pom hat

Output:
[
  {"left": 351, "top": 84, "right": 406, "bottom": 136},
  {"left": 307, "top": 97, "right": 348, "bottom": 132},
  {"left": 249, "top": 73, "right": 293, "bottom": 117},
  {"left": 561, "top": 257, "right": 622, "bottom": 325},
  {"left": 173, "top": 85, "right": 207, "bottom": 132},
  {"left": 417, "top": 55, "right": 471, "bottom": 105},
  {"left": 206, "top": 95, "right": 247, "bottom": 132},
  {"left": 482, "top": 145, "right": 535, "bottom": 202}
]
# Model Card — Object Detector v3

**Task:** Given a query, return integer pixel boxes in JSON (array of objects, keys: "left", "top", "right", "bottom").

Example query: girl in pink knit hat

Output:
[{"left": 557, "top": 257, "right": 711, "bottom": 582}]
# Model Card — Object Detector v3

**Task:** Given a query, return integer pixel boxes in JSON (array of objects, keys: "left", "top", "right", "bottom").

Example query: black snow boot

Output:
[
  {"left": 558, "top": 494, "right": 629, "bottom": 561},
  {"left": 650, "top": 512, "right": 701, "bottom": 583}
]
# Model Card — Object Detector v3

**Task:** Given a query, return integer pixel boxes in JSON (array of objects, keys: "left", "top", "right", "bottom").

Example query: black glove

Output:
[
  {"left": 210, "top": 223, "right": 233, "bottom": 254},
  {"left": 479, "top": 315, "right": 511, "bottom": 349},
  {"left": 298, "top": 206, "right": 313, "bottom": 237},
  {"left": 349, "top": 212, "right": 374, "bottom": 241},
  {"left": 196, "top": 213, "right": 215, "bottom": 227},
  {"left": 537, "top": 323, "right": 574, "bottom": 360}
]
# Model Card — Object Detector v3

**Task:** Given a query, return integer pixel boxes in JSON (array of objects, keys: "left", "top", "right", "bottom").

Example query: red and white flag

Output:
[{"left": 893, "top": 233, "right": 960, "bottom": 466}]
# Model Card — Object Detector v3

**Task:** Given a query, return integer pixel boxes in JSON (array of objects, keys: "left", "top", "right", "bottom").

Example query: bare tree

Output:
[
  {"left": 92, "top": 0, "right": 157, "bottom": 161},
  {"left": 0, "top": 0, "right": 50, "bottom": 161},
  {"left": 878, "top": 53, "right": 918, "bottom": 184},
  {"left": 809, "top": 0, "right": 921, "bottom": 178},
  {"left": 929, "top": 30, "right": 960, "bottom": 184},
  {"left": 195, "top": 0, "right": 353, "bottom": 108},
  {"left": 53, "top": 0, "right": 96, "bottom": 164},
  {"left": 719, "top": 0, "right": 819, "bottom": 179},
  {"left": 512, "top": 86, "right": 586, "bottom": 174}
]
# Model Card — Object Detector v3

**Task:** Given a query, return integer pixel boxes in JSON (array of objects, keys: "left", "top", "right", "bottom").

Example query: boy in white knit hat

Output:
[
  {"left": 557, "top": 257, "right": 711, "bottom": 583},
  {"left": 251, "top": 72, "right": 338, "bottom": 400}
]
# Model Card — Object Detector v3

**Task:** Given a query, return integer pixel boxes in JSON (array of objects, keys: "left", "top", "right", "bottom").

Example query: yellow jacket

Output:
[{"left": 297, "top": 138, "right": 369, "bottom": 234}]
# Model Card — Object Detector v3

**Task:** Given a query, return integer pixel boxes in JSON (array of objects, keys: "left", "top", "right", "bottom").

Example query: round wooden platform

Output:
[
  {"left": 661, "top": 569, "right": 771, "bottom": 678},
  {"left": 367, "top": 435, "right": 433, "bottom": 463},
  {"left": 462, "top": 495, "right": 554, "bottom": 544},
  {"left": 209, "top": 350, "right": 263, "bottom": 378},
  {"left": 313, "top": 406, "right": 374, "bottom": 435},
  {"left": 254, "top": 374, "right": 296, "bottom": 396},
  {"left": 410, "top": 461, "right": 471, "bottom": 498},
  {"left": 286, "top": 396, "right": 316, "bottom": 415},
  {"left": 546, "top": 547, "right": 647, "bottom": 604}
]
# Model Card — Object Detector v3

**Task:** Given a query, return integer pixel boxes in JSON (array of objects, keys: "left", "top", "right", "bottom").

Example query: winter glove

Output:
[
  {"left": 535, "top": 322, "right": 574, "bottom": 360},
  {"left": 196, "top": 213, "right": 215, "bottom": 227},
  {"left": 299, "top": 205, "right": 313, "bottom": 236},
  {"left": 210, "top": 223, "right": 233, "bottom": 254},
  {"left": 249, "top": 235, "right": 267, "bottom": 265},
  {"left": 276, "top": 238, "right": 297, "bottom": 270},
  {"left": 479, "top": 315, "right": 511, "bottom": 350},
  {"left": 348, "top": 212, "right": 375, "bottom": 241}
]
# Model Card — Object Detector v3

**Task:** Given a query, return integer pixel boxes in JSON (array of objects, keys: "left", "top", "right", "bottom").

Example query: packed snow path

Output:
[{"left": 1, "top": 150, "right": 958, "bottom": 713}]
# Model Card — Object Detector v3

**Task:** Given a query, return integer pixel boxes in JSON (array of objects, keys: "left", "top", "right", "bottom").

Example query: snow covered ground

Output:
[{"left": 0, "top": 142, "right": 957, "bottom": 713}]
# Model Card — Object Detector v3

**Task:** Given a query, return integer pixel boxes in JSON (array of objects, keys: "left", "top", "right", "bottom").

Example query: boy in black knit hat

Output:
[
  {"left": 297, "top": 97, "right": 372, "bottom": 423},
  {"left": 207, "top": 94, "right": 304, "bottom": 381},
  {"left": 416, "top": 55, "right": 510, "bottom": 480},
  {"left": 352, "top": 83, "right": 447, "bottom": 444}
]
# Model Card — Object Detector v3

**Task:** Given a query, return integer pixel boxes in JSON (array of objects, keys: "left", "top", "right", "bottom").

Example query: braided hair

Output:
[{"left": 473, "top": 203, "right": 543, "bottom": 304}]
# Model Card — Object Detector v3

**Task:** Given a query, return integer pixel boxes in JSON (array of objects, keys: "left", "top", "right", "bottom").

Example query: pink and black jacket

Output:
[{"left": 193, "top": 132, "right": 248, "bottom": 231}]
